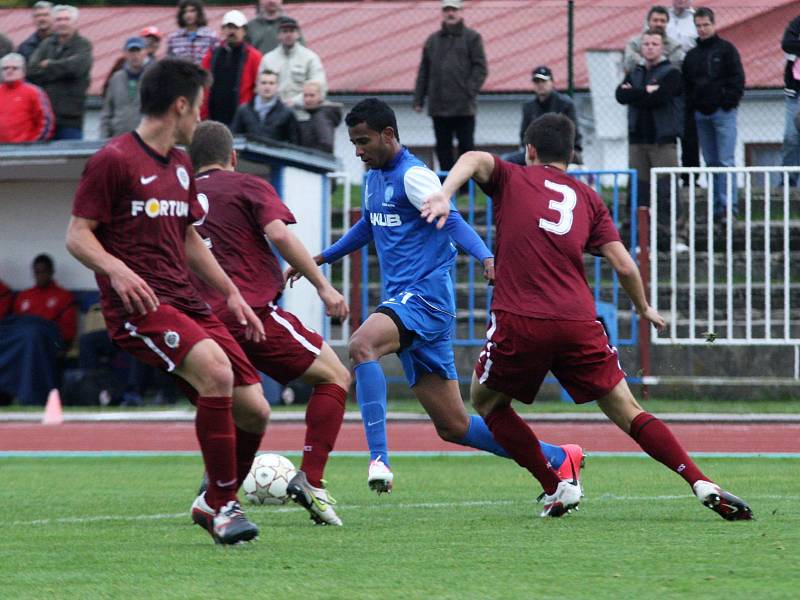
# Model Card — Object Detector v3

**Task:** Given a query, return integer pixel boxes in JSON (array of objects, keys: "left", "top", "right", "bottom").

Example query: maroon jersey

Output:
[
  {"left": 72, "top": 132, "right": 209, "bottom": 320},
  {"left": 479, "top": 158, "right": 621, "bottom": 320},
  {"left": 192, "top": 169, "right": 296, "bottom": 311}
]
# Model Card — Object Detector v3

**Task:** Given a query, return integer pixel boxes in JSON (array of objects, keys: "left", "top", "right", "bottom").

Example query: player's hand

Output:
[
  {"left": 640, "top": 306, "right": 666, "bottom": 332},
  {"left": 319, "top": 285, "right": 349, "bottom": 322},
  {"left": 108, "top": 262, "right": 159, "bottom": 315},
  {"left": 482, "top": 257, "right": 495, "bottom": 285},
  {"left": 646, "top": 84, "right": 660, "bottom": 94},
  {"left": 227, "top": 292, "right": 265, "bottom": 342},
  {"left": 413, "top": 104, "right": 423, "bottom": 113},
  {"left": 284, "top": 255, "right": 324, "bottom": 288},
  {"left": 420, "top": 191, "right": 451, "bottom": 229}
]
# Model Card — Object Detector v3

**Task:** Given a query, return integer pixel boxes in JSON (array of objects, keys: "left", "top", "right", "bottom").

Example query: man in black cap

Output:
[
  {"left": 504, "top": 66, "right": 583, "bottom": 166},
  {"left": 259, "top": 16, "right": 326, "bottom": 108}
]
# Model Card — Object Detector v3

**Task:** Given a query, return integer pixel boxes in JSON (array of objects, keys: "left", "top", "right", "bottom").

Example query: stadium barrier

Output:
[{"left": 642, "top": 166, "right": 800, "bottom": 388}]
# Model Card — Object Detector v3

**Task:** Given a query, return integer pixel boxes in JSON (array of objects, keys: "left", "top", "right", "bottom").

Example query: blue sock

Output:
[
  {"left": 354, "top": 361, "right": 389, "bottom": 466},
  {"left": 459, "top": 415, "right": 567, "bottom": 468}
]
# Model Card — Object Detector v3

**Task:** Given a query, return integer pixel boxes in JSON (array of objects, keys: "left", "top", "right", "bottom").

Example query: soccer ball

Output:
[{"left": 242, "top": 453, "right": 297, "bottom": 505}]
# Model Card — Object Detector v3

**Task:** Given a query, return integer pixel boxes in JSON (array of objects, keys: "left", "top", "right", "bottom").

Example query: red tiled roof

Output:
[{"left": 1, "top": 1, "right": 794, "bottom": 95}]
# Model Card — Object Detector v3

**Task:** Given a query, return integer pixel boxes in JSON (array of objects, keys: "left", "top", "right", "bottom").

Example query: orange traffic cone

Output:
[{"left": 42, "top": 388, "right": 63, "bottom": 425}]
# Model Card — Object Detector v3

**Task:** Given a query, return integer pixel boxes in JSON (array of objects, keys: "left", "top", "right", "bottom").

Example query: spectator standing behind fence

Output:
[
  {"left": 683, "top": 7, "right": 744, "bottom": 220},
  {"left": 166, "top": 0, "right": 217, "bottom": 65},
  {"left": 781, "top": 14, "right": 800, "bottom": 180},
  {"left": 13, "top": 254, "right": 76, "bottom": 346},
  {"left": 296, "top": 81, "right": 341, "bottom": 154},
  {"left": 668, "top": 0, "right": 697, "bottom": 52},
  {"left": 667, "top": 0, "right": 699, "bottom": 187},
  {"left": 503, "top": 66, "right": 582, "bottom": 166},
  {"left": 624, "top": 6, "right": 684, "bottom": 74},
  {"left": 231, "top": 69, "right": 298, "bottom": 144},
  {"left": 140, "top": 27, "right": 162, "bottom": 62},
  {"left": 200, "top": 10, "right": 262, "bottom": 126},
  {"left": 260, "top": 17, "right": 326, "bottom": 108},
  {"left": 100, "top": 37, "right": 148, "bottom": 138},
  {"left": 27, "top": 4, "right": 92, "bottom": 141},
  {"left": 0, "top": 34, "right": 12, "bottom": 60},
  {"left": 0, "top": 53, "right": 55, "bottom": 143},
  {"left": 17, "top": 2, "right": 54, "bottom": 63},
  {"left": 413, "top": 0, "right": 487, "bottom": 172},
  {"left": 247, "top": 0, "right": 304, "bottom": 55},
  {"left": 0, "top": 278, "right": 12, "bottom": 318},
  {"left": 616, "top": 30, "right": 687, "bottom": 251}
]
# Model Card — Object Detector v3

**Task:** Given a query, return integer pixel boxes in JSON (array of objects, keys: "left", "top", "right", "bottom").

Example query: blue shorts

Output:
[{"left": 377, "top": 293, "right": 457, "bottom": 387}]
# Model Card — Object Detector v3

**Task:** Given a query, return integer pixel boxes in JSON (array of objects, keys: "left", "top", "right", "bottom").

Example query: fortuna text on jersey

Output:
[{"left": 131, "top": 198, "right": 190, "bottom": 218}]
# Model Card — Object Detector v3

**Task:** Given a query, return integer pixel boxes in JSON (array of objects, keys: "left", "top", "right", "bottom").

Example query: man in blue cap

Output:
[{"left": 100, "top": 36, "right": 148, "bottom": 138}]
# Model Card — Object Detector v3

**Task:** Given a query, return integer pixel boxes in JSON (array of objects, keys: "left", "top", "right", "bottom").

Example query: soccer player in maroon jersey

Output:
[
  {"left": 422, "top": 113, "right": 753, "bottom": 521},
  {"left": 66, "top": 58, "right": 270, "bottom": 544},
  {"left": 187, "top": 121, "right": 350, "bottom": 526}
]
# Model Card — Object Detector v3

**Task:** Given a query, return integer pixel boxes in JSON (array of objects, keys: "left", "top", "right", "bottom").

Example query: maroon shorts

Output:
[
  {"left": 474, "top": 311, "right": 625, "bottom": 404},
  {"left": 108, "top": 304, "right": 260, "bottom": 390},
  {"left": 219, "top": 303, "right": 323, "bottom": 385}
]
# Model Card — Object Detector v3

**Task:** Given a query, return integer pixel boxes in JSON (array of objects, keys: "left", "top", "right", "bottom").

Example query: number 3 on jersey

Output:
[{"left": 539, "top": 179, "right": 576, "bottom": 235}]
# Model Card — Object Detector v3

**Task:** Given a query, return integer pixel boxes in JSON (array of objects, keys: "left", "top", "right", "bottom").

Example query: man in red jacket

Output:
[
  {"left": 0, "top": 53, "right": 55, "bottom": 143},
  {"left": 0, "top": 278, "right": 12, "bottom": 319},
  {"left": 200, "top": 10, "right": 262, "bottom": 125},
  {"left": 13, "top": 254, "right": 77, "bottom": 345}
]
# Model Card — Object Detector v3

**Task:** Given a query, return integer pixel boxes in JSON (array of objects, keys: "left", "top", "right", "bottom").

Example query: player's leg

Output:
[
  {"left": 470, "top": 373, "right": 580, "bottom": 517},
  {"left": 297, "top": 342, "right": 350, "bottom": 487},
  {"left": 348, "top": 311, "right": 401, "bottom": 491},
  {"left": 411, "top": 372, "right": 570, "bottom": 470},
  {"left": 597, "top": 380, "right": 753, "bottom": 520},
  {"left": 284, "top": 342, "right": 350, "bottom": 526},
  {"left": 231, "top": 383, "right": 270, "bottom": 488},
  {"left": 177, "top": 339, "right": 259, "bottom": 543}
]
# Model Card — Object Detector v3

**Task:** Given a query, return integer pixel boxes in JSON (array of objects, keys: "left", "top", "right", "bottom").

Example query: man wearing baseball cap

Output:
[
  {"left": 100, "top": 36, "right": 148, "bottom": 138},
  {"left": 503, "top": 65, "right": 583, "bottom": 166},
  {"left": 139, "top": 26, "right": 162, "bottom": 63},
  {"left": 413, "top": 0, "right": 487, "bottom": 172},
  {"left": 200, "top": 10, "right": 263, "bottom": 125},
  {"left": 260, "top": 16, "right": 326, "bottom": 108},
  {"left": 247, "top": 0, "right": 304, "bottom": 55}
]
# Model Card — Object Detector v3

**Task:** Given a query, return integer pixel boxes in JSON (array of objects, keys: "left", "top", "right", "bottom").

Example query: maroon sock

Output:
[
  {"left": 195, "top": 396, "right": 237, "bottom": 511},
  {"left": 300, "top": 383, "right": 347, "bottom": 487},
  {"left": 235, "top": 426, "right": 264, "bottom": 489},
  {"left": 629, "top": 412, "right": 709, "bottom": 487},
  {"left": 484, "top": 404, "right": 561, "bottom": 495}
]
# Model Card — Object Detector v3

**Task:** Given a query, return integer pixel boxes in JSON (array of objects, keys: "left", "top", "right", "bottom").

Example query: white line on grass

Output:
[
  {"left": 1, "top": 451, "right": 799, "bottom": 458},
  {"left": 12, "top": 494, "right": 798, "bottom": 527}
]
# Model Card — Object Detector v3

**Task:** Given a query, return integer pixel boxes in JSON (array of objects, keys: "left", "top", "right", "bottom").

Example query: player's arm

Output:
[
  {"left": 421, "top": 151, "right": 495, "bottom": 229},
  {"left": 184, "top": 226, "right": 265, "bottom": 341},
  {"left": 264, "top": 219, "right": 348, "bottom": 321},
  {"left": 443, "top": 212, "right": 495, "bottom": 284},
  {"left": 285, "top": 217, "right": 372, "bottom": 286},
  {"left": 65, "top": 216, "right": 159, "bottom": 315},
  {"left": 599, "top": 240, "right": 666, "bottom": 332}
]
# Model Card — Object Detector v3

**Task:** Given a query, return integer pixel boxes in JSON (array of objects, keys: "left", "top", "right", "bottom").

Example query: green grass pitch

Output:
[{"left": 2, "top": 454, "right": 797, "bottom": 599}]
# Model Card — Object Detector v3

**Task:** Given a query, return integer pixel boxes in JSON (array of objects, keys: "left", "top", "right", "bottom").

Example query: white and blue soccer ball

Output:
[{"left": 242, "top": 453, "right": 297, "bottom": 505}]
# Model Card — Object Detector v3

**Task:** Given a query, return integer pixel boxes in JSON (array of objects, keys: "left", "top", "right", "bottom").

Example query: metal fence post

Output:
[{"left": 637, "top": 206, "right": 651, "bottom": 399}]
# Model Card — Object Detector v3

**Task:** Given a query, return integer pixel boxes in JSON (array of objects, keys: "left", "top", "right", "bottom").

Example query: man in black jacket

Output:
[
  {"left": 413, "top": 0, "right": 487, "bottom": 172},
  {"left": 682, "top": 6, "right": 744, "bottom": 218},
  {"left": 26, "top": 4, "right": 92, "bottom": 140},
  {"left": 504, "top": 66, "right": 582, "bottom": 166},
  {"left": 617, "top": 30, "right": 686, "bottom": 250},
  {"left": 231, "top": 69, "right": 298, "bottom": 144},
  {"left": 781, "top": 14, "right": 800, "bottom": 180}
]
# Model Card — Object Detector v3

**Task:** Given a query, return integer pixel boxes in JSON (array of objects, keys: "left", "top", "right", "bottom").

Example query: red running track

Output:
[{"left": 1, "top": 421, "right": 798, "bottom": 453}]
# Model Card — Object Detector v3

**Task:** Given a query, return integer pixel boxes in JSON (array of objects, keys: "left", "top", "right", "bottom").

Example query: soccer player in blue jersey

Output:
[{"left": 292, "top": 98, "right": 582, "bottom": 493}]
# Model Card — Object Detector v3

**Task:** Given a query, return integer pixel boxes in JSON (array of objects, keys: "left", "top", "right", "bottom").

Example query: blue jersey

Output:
[{"left": 363, "top": 148, "right": 456, "bottom": 316}]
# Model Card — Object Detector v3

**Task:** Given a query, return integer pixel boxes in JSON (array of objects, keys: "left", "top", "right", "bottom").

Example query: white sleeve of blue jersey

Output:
[{"left": 403, "top": 166, "right": 442, "bottom": 212}]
